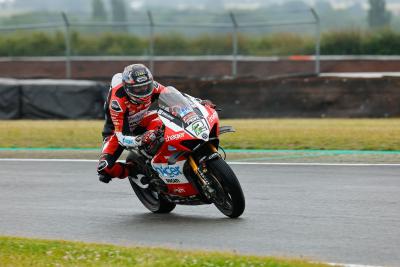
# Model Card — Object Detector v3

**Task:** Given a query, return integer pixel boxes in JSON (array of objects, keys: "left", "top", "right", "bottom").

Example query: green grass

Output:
[
  {"left": 0, "top": 119, "right": 399, "bottom": 151},
  {"left": 0, "top": 236, "right": 333, "bottom": 267},
  {"left": 222, "top": 119, "right": 400, "bottom": 151}
]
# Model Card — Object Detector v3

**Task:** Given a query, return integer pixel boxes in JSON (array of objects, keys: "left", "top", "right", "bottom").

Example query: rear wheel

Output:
[
  {"left": 206, "top": 158, "right": 245, "bottom": 218},
  {"left": 129, "top": 178, "right": 176, "bottom": 213}
]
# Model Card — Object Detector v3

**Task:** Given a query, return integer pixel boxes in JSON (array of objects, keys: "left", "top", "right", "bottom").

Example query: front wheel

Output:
[
  {"left": 129, "top": 178, "right": 176, "bottom": 214},
  {"left": 206, "top": 158, "right": 245, "bottom": 218}
]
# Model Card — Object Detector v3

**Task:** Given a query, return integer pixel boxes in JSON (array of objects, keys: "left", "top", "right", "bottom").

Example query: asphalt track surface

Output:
[{"left": 0, "top": 160, "right": 399, "bottom": 266}]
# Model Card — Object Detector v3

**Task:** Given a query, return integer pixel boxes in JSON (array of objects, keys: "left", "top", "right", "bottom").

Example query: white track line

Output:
[
  {"left": 0, "top": 158, "right": 97, "bottom": 162},
  {"left": 0, "top": 158, "right": 400, "bottom": 166},
  {"left": 229, "top": 162, "right": 400, "bottom": 167}
]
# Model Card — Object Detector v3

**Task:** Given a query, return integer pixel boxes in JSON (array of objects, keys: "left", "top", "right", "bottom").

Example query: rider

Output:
[{"left": 97, "top": 63, "right": 215, "bottom": 184}]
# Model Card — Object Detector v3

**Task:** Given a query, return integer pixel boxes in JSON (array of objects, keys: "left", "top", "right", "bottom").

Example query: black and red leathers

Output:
[{"left": 97, "top": 73, "right": 166, "bottom": 180}]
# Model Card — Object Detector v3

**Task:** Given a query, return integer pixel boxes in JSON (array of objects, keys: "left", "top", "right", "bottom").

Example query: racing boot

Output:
[
  {"left": 98, "top": 160, "right": 132, "bottom": 184},
  {"left": 98, "top": 173, "right": 112, "bottom": 184}
]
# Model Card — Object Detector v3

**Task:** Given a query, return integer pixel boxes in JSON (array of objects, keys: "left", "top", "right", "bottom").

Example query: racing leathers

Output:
[{"left": 97, "top": 73, "right": 166, "bottom": 183}]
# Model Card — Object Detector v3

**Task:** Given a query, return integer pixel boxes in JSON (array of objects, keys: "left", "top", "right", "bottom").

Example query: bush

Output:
[
  {"left": 321, "top": 29, "right": 364, "bottom": 55},
  {"left": 1, "top": 29, "right": 400, "bottom": 56},
  {"left": 0, "top": 31, "right": 65, "bottom": 56},
  {"left": 363, "top": 29, "right": 400, "bottom": 55}
]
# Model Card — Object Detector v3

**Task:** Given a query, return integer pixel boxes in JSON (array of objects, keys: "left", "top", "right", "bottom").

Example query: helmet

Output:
[{"left": 122, "top": 64, "right": 154, "bottom": 103}]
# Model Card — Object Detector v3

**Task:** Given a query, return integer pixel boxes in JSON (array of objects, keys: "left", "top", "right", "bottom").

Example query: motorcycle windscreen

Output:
[{"left": 158, "top": 87, "right": 202, "bottom": 122}]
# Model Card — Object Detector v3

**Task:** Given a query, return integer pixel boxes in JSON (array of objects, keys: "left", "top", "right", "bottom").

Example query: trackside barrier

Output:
[
  {"left": 1, "top": 77, "right": 400, "bottom": 119},
  {"left": 0, "top": 79, "right": 108, "bottom": 119}
]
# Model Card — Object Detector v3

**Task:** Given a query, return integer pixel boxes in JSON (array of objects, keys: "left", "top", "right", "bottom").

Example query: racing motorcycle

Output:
[{"left": 127, "top": 87, "right": 245, "bottom": 218}]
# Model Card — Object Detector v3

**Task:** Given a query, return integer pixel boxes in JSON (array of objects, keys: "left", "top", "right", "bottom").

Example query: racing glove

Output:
[
  {"left": 140, "top": 128, "right": 164, "bottom": 155},
  {"left": 141, "top": 130, "right": 157, "bottom": 147}
]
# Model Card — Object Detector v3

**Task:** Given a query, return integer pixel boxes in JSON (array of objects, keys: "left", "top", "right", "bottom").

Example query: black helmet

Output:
[{"left": 122, "top": 64, "right": 154, "bottom": 102}]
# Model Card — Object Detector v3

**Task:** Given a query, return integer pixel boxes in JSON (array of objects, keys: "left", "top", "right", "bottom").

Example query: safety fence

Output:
[{"left": 0, "top": 9, "right": 320, "bottom": 79}]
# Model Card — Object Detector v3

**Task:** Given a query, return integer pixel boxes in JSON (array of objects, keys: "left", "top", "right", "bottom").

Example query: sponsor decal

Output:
[
  {"left": 186, "top": 116, "right": 200, "bottom": 125},
  {"left": 134, "top": 70, "right": 146, "bottom": 76},
  {"left": 166, "top": 178, "right": 181, "bottom": 183},
  {"left": 159, "top": 110, "right": 175, "bottom": 121},
  {"left": 154, "top": 165, "right": 183, "bottom": 179},
  {"left": 182, "top": 112, "right": 200, "bottom": 125},
  {"left": 192, "top": 121, "right": 207, "bottom": 136},
  {"left": 201, "top": 133, "right": 208, "bottom": 140},
  {"left": 168, "top": 145, "right": 177, "bottom": 151},
  {"left": 178, "top": 106, "right": 192, "bottom": 117},
  {"left": 173, "top": 188, "right": 186, "bottom": 194},
  {"left": 165, "top": 132, "right": 184, "bottom": 142},
  {"left": 136, "top": 75, "right": 148, "bottom": 83},
  {"left": 208, "top": 111, "right": 218, "bottom": 124},
  {"left": 110, "top": 100, "right": 122, "bottom": 113}
]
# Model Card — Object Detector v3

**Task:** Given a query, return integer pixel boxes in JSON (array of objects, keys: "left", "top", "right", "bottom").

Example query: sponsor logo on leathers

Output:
[
  {"left": 127, "top": 108, "right": 149, "bottom": 131},
  {"left": 111, "top": 100, "right": 123, "bottom": 113}
]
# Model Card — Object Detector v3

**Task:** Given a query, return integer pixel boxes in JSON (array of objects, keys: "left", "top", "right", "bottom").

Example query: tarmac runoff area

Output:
[{"left": 0, "top": 149, "right": 399, "bottom": 267}]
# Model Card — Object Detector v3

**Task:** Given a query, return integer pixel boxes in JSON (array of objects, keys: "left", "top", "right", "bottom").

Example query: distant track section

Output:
[{"left": 1, "top": 55, "right": 400, "bottom": 79}]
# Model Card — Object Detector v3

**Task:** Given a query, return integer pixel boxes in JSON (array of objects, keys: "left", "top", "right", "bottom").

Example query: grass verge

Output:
[
  {"left": 0, "top": 236, "right": 333, "bottom": 267},
  {"left": 0, "top": 119, "right": 399, "bottom": 151}
]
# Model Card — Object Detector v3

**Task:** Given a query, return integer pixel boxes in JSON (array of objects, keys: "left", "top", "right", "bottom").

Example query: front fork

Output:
[{"left": 187, "top": 143, "right": 220, "bottom": 200}]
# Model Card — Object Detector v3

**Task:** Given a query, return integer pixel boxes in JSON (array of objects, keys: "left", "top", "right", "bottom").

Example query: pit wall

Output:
[{"left": 0, "top": 77, "right": 399, "bottom": 119}]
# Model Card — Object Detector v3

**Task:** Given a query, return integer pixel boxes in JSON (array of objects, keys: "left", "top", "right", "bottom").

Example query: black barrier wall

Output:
[
  {"left": 0, "top": 79, "right": 20, "bottom": 119},
  {"left": 1, "top": 77, "right": 400, "bottom": 119},
  {"left": 0, "top": 79, "right": 108, "bottom": 119},
  {"left": 169, "top": 77, "right": 400, "bottom": 118}
]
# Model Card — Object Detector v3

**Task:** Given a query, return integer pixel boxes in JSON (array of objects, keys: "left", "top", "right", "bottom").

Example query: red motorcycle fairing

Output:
[{"left": 149, "top": 101, "right": 219, "bottom": 198}]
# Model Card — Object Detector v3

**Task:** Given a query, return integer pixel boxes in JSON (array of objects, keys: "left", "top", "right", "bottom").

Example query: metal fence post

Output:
[
  {"left": 147, "top": 10, "right": 155, "bottom": 74},
  {"left": 229, "top": 12, "right": 238, "bottom": 78},
  {"left": 61, "top": 12, "right": 71, "bottom": 79},
  {"left": 310, "top": 8, "right": 321, "bottom": 76}
]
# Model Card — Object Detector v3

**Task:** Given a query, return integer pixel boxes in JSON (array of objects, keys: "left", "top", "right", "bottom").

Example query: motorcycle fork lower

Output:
[
  {"left": 188, "top": 143, "right": 218, "bottom": 181},
  {"left": 187, "top": 144, "right": 220, "bottom": 199}
]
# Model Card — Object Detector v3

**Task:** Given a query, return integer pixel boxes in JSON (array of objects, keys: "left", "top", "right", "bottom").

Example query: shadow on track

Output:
[{"left": 129, "top": 212, "right": 244, "bottom": 222}]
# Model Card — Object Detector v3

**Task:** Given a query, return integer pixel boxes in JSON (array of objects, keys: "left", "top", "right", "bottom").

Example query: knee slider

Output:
[{"left": 97, "top": 154, "right": 114, "bottom": 174}]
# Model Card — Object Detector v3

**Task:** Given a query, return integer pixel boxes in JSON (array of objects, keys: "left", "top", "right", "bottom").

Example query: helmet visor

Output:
[{"left": 125, "top": 81, "right": 154, "bottom": 98}]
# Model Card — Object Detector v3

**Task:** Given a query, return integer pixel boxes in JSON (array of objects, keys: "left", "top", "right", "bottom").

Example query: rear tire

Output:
[
  {"left": 126, "top": 152, "right": 176, "bottom": 214},
  {"left": 207, "top": 158, "right": 245, "bottom": 218},
  {"left": 129, "top": 178, "right": 176, "bottom": 213}
]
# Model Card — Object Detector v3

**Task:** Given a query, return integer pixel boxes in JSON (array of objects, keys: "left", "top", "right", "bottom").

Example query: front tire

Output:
[
  {"left": 129, "top": 178, "right": 176, "bottom": 214},
  {"left": 207, "top": 158, "right": 245, "bottom": 218}
]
